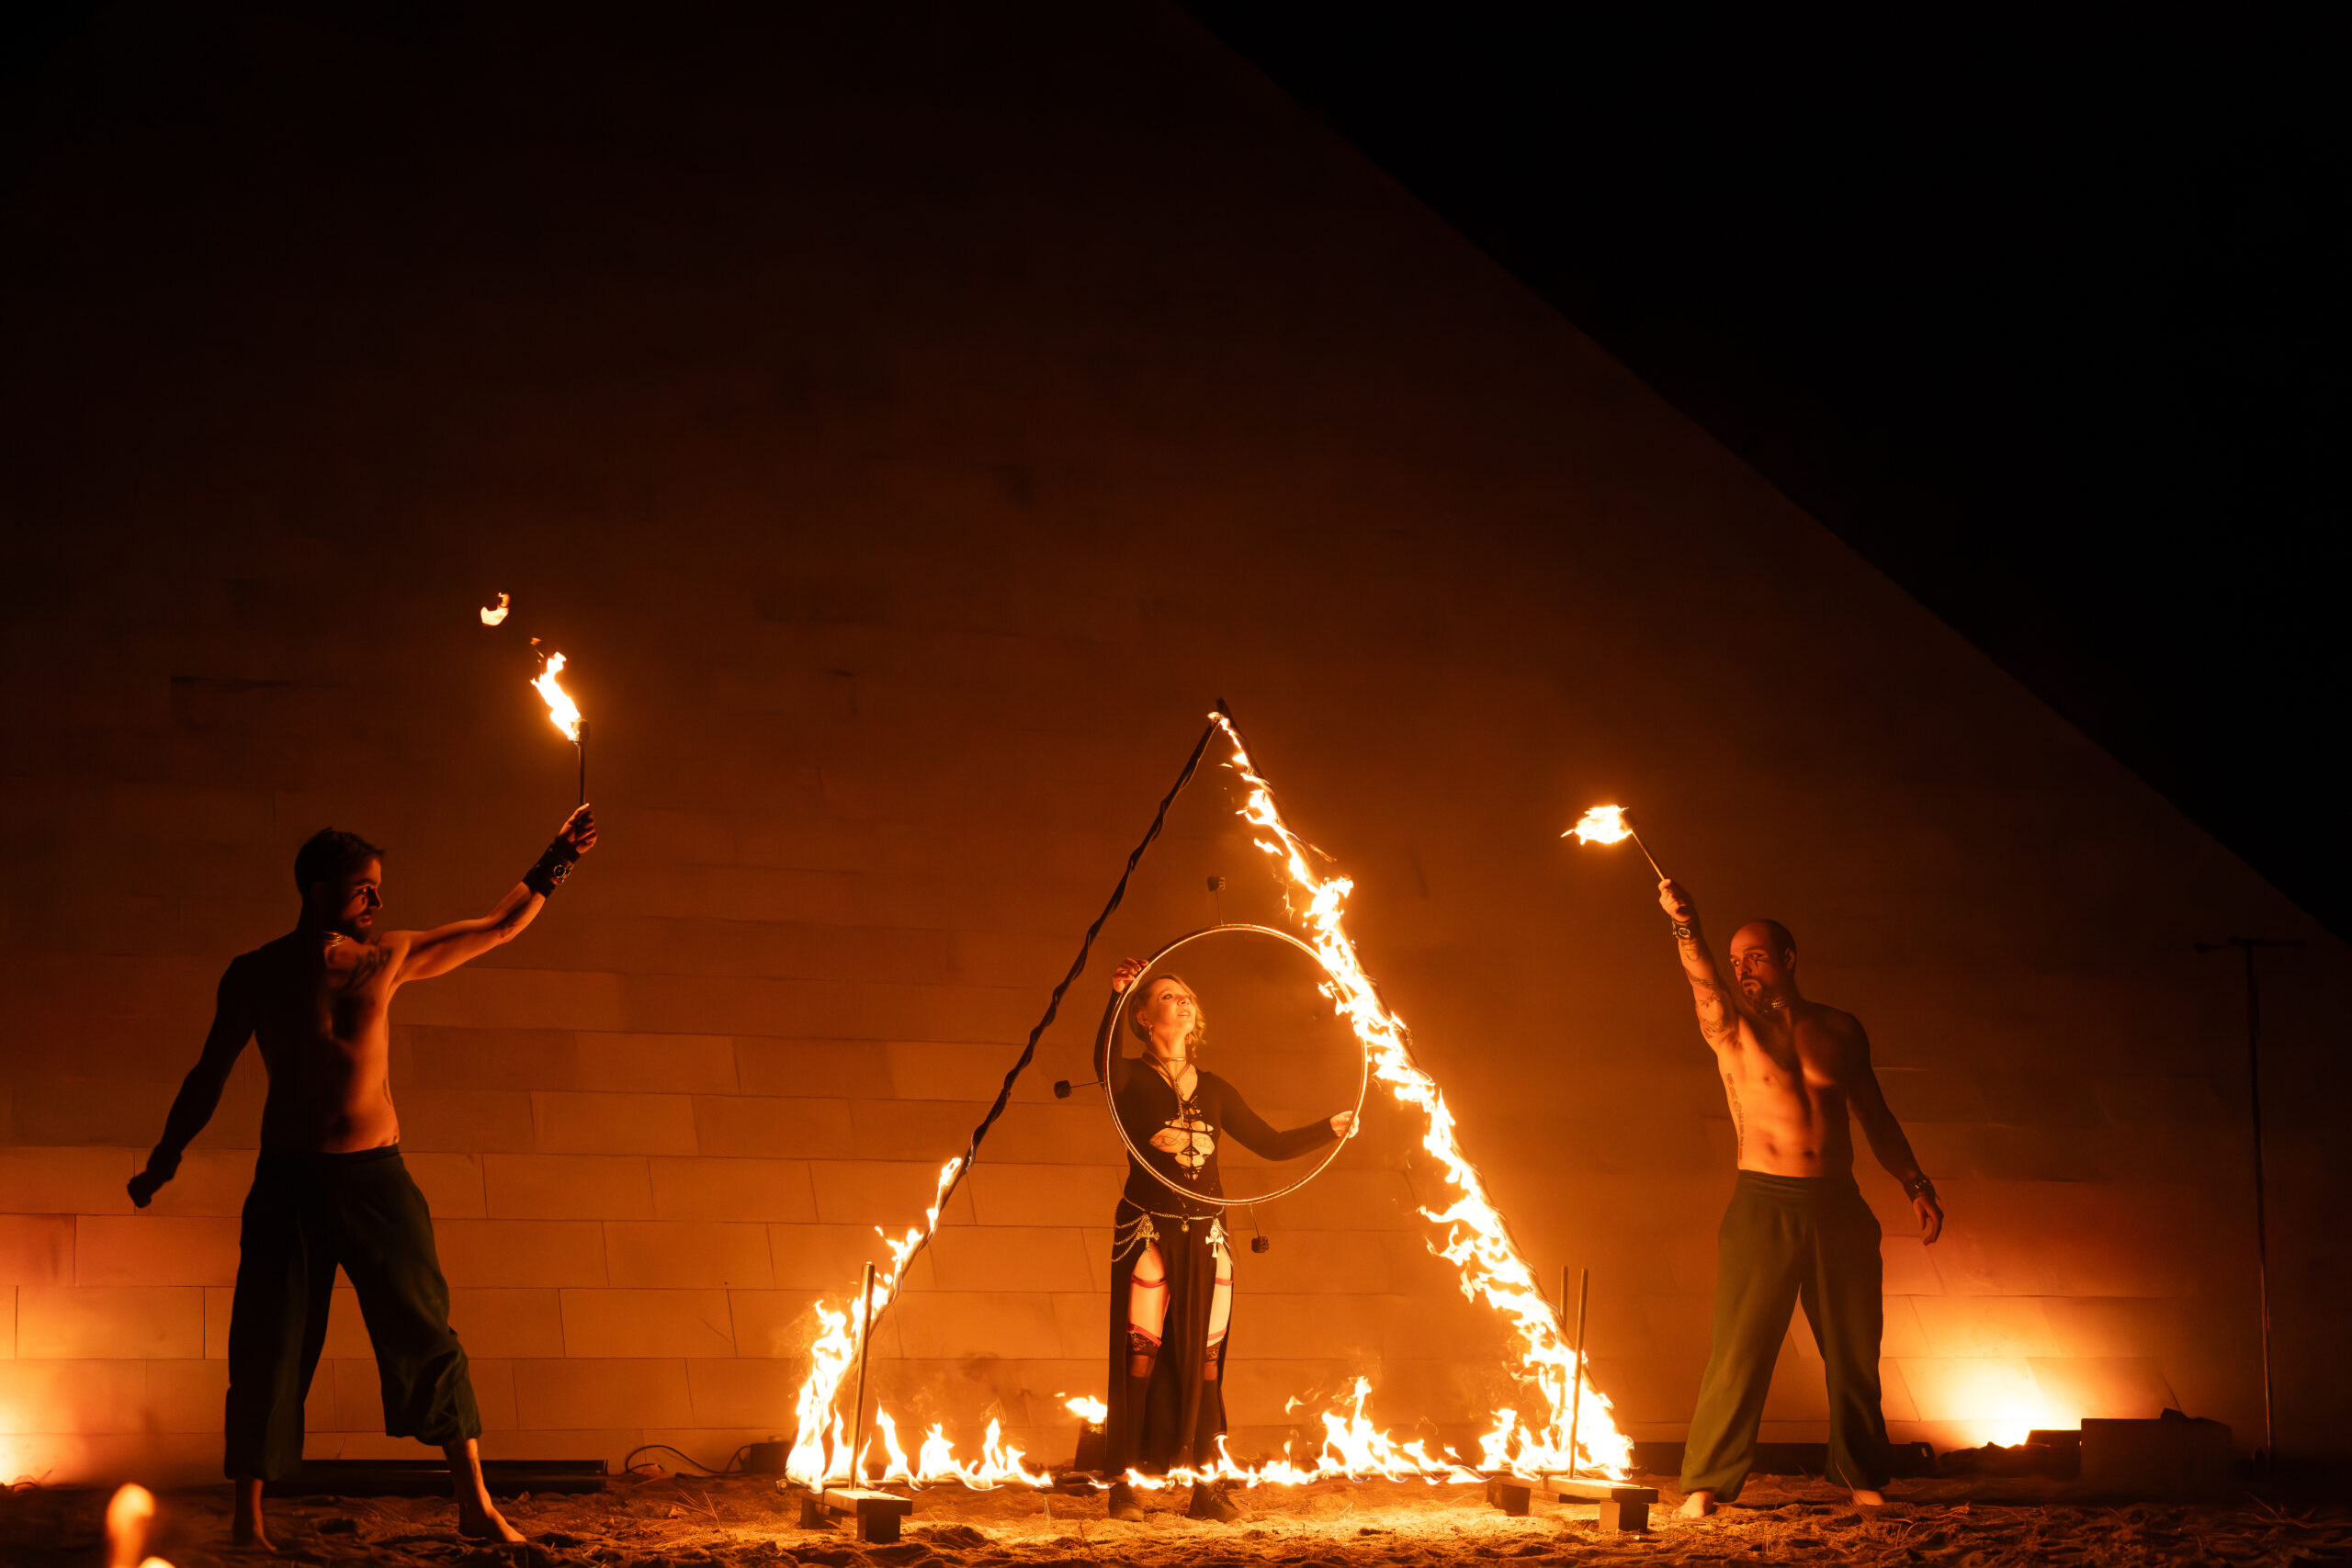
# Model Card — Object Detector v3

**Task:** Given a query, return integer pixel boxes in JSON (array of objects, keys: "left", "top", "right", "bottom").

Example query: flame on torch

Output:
[
  {"left": 532, "top": 652, "right": 582, "bottom": 744},
  {"left": 480, "top": 592, "right": 511, "bottom": 626},
  {"left": 1565, "top": 805, "right": 1632, "bottom": 846},
  {"left": 1565, "top": 804, "right": 1665, "bottom": 881}
]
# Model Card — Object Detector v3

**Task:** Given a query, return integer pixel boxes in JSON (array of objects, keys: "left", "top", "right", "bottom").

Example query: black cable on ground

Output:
[
  {"left": 621, "top": 1442, "right": 752, "bottom": 1477},
  {"left": 867, "top": 705, "right": 1228, "bottom": 1326}
]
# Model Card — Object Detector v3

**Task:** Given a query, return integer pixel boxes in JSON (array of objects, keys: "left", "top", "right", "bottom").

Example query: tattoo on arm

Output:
[{"left": 1679, "top": 933, "right": 1741, "bottom": 1048}]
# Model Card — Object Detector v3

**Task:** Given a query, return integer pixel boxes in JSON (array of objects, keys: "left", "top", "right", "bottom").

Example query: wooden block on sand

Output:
[
  {"left": 782, "top": 1483, "right": 914, "bottom": 1543},
  {"left": 1487, "top": 1473, "right": 1658, "bottom": 1532}
]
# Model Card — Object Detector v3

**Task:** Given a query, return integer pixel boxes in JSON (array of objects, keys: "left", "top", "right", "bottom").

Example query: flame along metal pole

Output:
[
  {"left": 2196, "top": 935, "right": 2301, "bottom": 1473},
  {"left": 576, "top": 722, "right": 588, "bottom": 807},
  {"left": 846, "top": 1261, "right": 876, "bottom": 1485},
  {"left": 1565, "top": 1266, "right": 1590, "bottom": 1478}
]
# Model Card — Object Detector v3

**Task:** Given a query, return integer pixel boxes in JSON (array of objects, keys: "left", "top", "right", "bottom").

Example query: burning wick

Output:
[
  {"left": 1565, "top": 804, "right": 1667, "bottom": 881},
  {"left": 105, "top": 1483, "right": 172, "bottom": 1568},
  {"left": 480, "top": 592, "right": 511, "bottom": 626},
  {"left": 531, "top": 649, "right": 587, "bottom": 804}
]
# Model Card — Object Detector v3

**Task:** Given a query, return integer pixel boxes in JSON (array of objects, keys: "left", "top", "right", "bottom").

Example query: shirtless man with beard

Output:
[
  {"left": 1658, "top": 877, "right": 1943, "bottom": 1517},
  {"left": 129, "top": 808, "right": 596, "bottom": 1550}
]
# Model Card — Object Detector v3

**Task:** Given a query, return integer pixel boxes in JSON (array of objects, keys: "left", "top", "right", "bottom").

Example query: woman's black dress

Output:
[{"left": 1094, "top": 995, "right": 1338, "bottom": 1473}]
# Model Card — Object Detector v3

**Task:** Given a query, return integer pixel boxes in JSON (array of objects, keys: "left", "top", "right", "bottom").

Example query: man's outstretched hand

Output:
[
  {"left": 127, "top": 1160, "right": 174, "bottom": 1208},
  {"left": 1658, "top": 878, "right": 1696, "bottom": 925},
  {"left": 559, "top": 805, "right": 598, "bottom": 856}
]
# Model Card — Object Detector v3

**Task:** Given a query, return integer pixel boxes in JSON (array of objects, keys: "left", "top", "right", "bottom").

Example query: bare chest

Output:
[{"left": 1727, "top": 1015, "right": 1840, "bottom": 1100}]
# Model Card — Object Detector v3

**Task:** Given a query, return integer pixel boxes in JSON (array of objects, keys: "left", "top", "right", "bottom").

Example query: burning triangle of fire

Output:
[{"left": 784, "top": 715, "right": 1630, "bottom": 1488}]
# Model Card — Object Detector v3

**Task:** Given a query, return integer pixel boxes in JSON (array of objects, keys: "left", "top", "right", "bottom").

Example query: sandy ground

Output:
[{"left": 6, "top": 1471, "right": 2349, "bottom": 1568}]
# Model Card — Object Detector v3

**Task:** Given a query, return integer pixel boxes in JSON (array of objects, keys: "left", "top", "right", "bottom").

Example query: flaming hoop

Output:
[{"left": 1100, "top": 922, "right": 1370, "bottom": 1209}]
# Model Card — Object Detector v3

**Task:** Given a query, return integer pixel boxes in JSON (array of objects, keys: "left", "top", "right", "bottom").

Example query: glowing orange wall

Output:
[{"left": 2, "top": 4, "right": 2343, "bottom": 1484}]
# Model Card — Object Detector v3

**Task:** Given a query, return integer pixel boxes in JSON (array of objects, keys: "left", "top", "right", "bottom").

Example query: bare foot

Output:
[
  {"left": 232, "top": 1478, "right": 277, "bottom": 1552},
  {"left": 458, "top": 1501, "right": 526, "bottom": 1543},
  {"left": 1677, "top": 1488, "right": 1718, "bottom": 1519},
  {"left": 1852, "top": 1488, "right": 1887, "bottom": 1506}
]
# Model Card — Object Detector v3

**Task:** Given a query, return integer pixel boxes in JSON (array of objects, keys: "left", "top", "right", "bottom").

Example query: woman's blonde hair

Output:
[{"left": 1127, "top": 973, "right": 1207, "bottom": 1054}]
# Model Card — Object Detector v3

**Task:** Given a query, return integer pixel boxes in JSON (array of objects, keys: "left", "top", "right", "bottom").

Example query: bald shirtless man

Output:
[
  {"left": 128, "top": 809, "right": 597, "bottom": 1550},
  {"left": 1658, "top": 877, "right": 1943, "bottom": 1517}
]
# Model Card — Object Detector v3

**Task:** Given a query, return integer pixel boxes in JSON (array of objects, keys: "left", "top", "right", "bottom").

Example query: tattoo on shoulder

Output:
[{"left": 339, "top": 944, "right": 393, "bottom": 990}]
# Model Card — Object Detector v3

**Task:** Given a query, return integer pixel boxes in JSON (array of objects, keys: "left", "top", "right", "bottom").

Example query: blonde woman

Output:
[{"left": 1094, "top": 958, "right": 1357, "bottom": 1521}]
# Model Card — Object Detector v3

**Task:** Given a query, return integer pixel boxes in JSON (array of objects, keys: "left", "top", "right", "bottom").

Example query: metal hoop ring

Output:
[{"left": 1099, "top": 922, "right": 1370, "bottom": 1210}]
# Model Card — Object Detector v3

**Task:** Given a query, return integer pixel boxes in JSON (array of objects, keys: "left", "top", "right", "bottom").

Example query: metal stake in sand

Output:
[
  {"left": 2195, "top": 935, "right": 2303, "bottom": 1474},
  {"left": 846, "top": 1260, "right": 877, "bottom": 1483},
  {"left": 1564, "top": 806, "right": 1665, "bottom": 881},
  {"left": 1563, "top": 1265, "right": 1590, "bottom": 1478}
]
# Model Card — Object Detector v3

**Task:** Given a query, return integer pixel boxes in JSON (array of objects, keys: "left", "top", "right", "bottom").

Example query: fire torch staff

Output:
[
  {"left": 127, "top": 807, "right": 597, "bottom": 1551},
  {"left": 1656, "top": 874, "right": 1943, "bottom": 1518}
]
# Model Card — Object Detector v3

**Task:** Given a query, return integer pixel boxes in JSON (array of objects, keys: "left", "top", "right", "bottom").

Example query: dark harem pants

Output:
[
  {"left": 225, "top": 1145, "right": 481, "bottom": 1481},
  {"left": 1680, "top": 1170, "right": 1892, "bottom": 1502},
  {"left": 1105, "top": 1200, "right": 1230, "bottom": 1473}
]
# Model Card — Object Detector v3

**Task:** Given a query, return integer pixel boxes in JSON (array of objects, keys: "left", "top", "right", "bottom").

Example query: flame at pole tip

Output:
[
  {"left": 1565, "top": 803, "right": 1665, "bottom": 880},
  {"left": 532, "top": 651, "right": 582, "bottom": 744},
  {"left": 1564, "top": 805, "right": 1633, "bottom": 844},
  {"left": 480, "top": 592, "right": 511, "bottom": 626}
]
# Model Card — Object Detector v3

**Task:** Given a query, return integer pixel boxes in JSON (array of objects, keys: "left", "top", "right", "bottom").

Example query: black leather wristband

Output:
[{"left": 523, "top": 838, "right": 578, "bottom": 897}]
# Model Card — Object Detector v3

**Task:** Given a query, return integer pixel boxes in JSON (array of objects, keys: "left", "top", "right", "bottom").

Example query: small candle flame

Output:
[
  {"left": 106, "top": 1483, "right": 174, "bottom": 1568},
  {"left": 480, "top": 592, "right": 511, "bottom": 626},
  {"left": 533, "top": 652, "right": 582, "bottom": 743},
  {"left": 1565, "top": 804, "right": 1634, "bottom": 844}
]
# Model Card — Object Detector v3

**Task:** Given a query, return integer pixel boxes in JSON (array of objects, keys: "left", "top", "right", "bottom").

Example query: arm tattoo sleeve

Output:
[{"left": 1679, "top": 935, "right": 1740, "bottom": 1046}]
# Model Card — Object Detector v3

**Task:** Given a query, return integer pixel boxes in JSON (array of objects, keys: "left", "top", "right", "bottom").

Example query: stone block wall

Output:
[{"left": 3, "top": 3, "right": 2345, "bottom": 1486}]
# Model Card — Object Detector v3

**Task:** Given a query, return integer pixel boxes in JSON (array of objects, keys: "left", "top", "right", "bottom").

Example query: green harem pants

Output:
[
  {"left": 1680, "top": 1169, "right": 1892, "bottom": 1502},
  {"left": 225, "top": 1145, "right": 481, "bottom": 1481}
]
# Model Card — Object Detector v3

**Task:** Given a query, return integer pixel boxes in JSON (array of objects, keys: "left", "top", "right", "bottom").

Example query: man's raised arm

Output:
[
  {"left": 1837, "top": 1018, "right": 1944, "bottom": 1244},
  {"left": 394, "top": 807, "right": 597, "bottom": 985},
  {"left": 130, "top": 960, "right": 257, "bottom": 1206},
  {"left": 1658, "top": 878, "right": 1744, "bottom": 1053}
]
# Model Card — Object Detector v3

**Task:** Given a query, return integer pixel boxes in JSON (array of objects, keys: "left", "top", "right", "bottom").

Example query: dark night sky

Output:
[
  {"left": 1188, "top": 7, "right": 2348, "bottom": 941},
  {"left": 5, "top": 5, "right": 2345, "bottom": 937}
]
